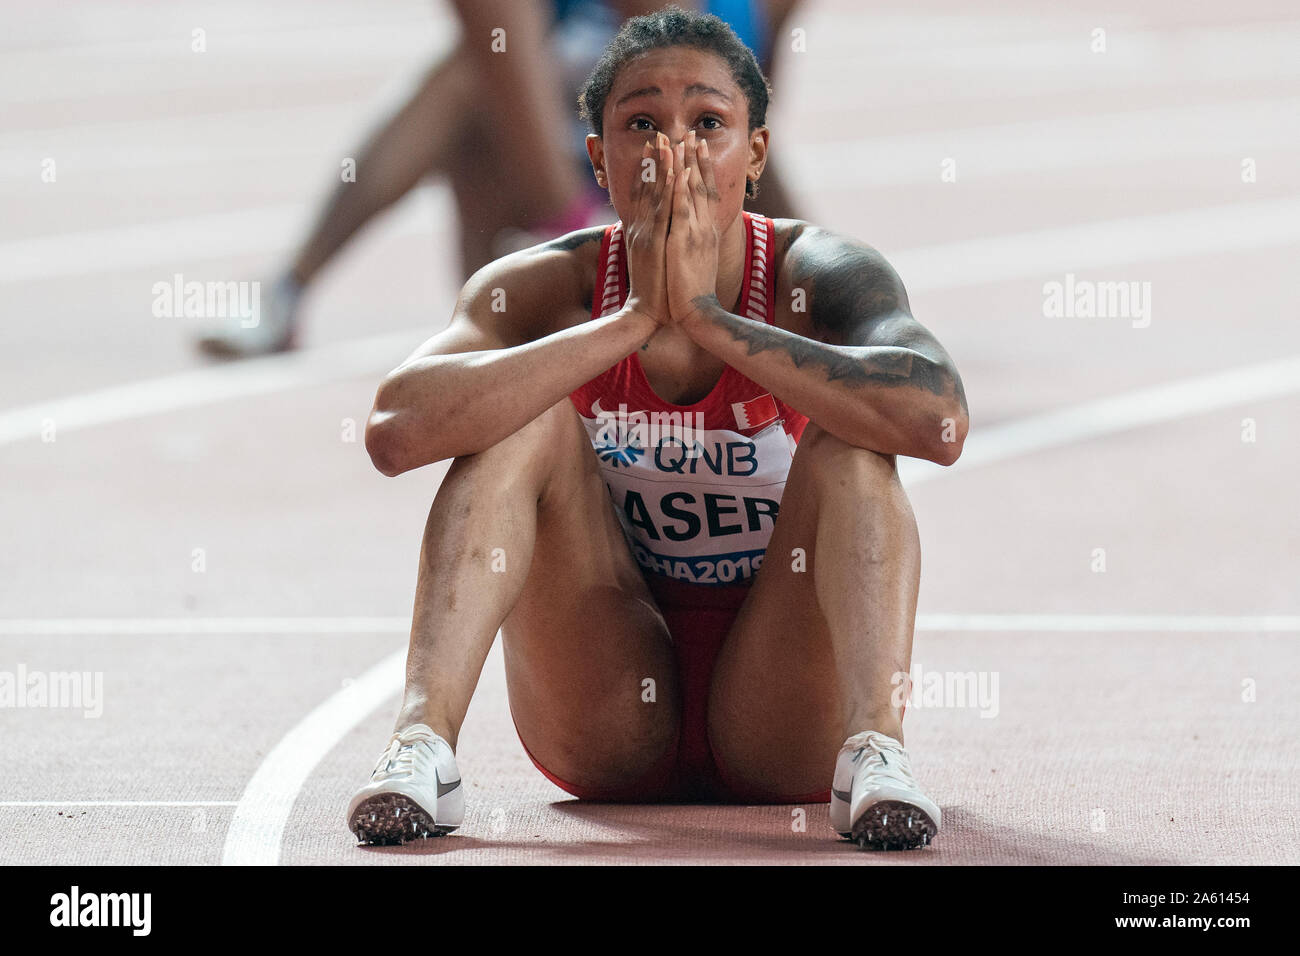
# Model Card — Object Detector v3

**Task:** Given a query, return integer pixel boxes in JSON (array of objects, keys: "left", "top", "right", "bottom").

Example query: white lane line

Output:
[
  {"left": 0, "top": 330, "right": 420, "bottom": 446},
  {"left": 918, "top": 614, "right": 1300, "bottom": 633},
  {"left": 6, "top": 16, "right": 1293, "bottom": 114},
  {"left": 792, "top": 97, "right": 1300, "bottom": 189},
  {"left": 889, "top": 196, "right": 1300, "bottom": 294},
  {"left": 0, "top": 20, "right": 446, "bottom": 107},
  {"left": 0, "top": 126, "right": 333, "bottom": 180},
  {"left": 0, "top": 204, "right": 300, "bottom": 283},
  {"left": 4, "top": 137, "right": 1294, "bottom": 285},
  {"left": 1, "top": 182, "right": 1293, "bottom": 292},
  {"left": 219, "top": 604, "right": 1300, "bottom": 865},
  {"left": 4, "top": 196, "right": 1299, "bottom": 450},
  {"left": 0, "top": 617, "right": 409, "bottom": 635},
  {"left": 216, "top": 346, "right": 1300, "bottom": 863},
  {"left": 0, "top": 801, "right": 237, "bottom": 807},
  {"left": 815, "top": 23, "right": 1300, "bottom": 107},
  {"left": 6, "top": 14, "right": 445, "bottom": 56},
  {"left": 897, "top": 353, "right": 1300, "bottom": 486},
  {"left": 6, "top": 194, "right": 1287, "bottom": 860},
  {"left": 0, "top": 185, "right": 444, "bottom": 283},
  {"left": 2, "top": 615, "right": 1296, "bottom": 636},
  {"left": 220, "top": 646, "right": 406, "bottom": 866},
  {"left": 6, "top": 93, "right": 1293, "bottom": 188}
]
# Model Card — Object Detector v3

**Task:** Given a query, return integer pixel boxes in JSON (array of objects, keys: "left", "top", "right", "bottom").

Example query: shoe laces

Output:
[
  {"left": 845, "top": 731, "right": 918, "bottom": 789},
  {"left": 372, "top": 725, "right": 438, "bottom": 780}
]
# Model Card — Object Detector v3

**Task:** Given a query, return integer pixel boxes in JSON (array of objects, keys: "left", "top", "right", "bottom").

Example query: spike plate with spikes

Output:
[
  {"left": 848, "top": 800, "right": 938, "bottom": 851},
  {"left": 349, "top": 793, "right": 456, "bottom": 847}
]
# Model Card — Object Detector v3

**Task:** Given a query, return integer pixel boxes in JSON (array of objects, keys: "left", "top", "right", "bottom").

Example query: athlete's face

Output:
[{"left": 588, "top": 46, "right": 768, "bottom": 230}]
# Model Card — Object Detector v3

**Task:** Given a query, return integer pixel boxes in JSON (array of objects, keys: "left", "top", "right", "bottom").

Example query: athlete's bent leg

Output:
[
  {"left": 394, "top": 400, "right": 681, "bottom": 795},
  {"left": 707, "top": 422, "right": 920, "bottom": 799}
]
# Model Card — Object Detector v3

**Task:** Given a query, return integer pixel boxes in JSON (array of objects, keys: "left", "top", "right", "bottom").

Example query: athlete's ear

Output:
[
  {"left": 746, "top": 126, "right": 770, "bottom": 194},
  {"left": 586, "top": 134, "right": 608, "bottom": 190}
]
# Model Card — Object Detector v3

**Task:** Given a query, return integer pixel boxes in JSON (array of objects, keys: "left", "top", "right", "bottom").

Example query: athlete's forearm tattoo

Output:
[
  {"left": 791, "top": 238, "right": 905, "bottom": 335},
  {"left": 690, "top": 294, "right": 956, "bottom": 400}
]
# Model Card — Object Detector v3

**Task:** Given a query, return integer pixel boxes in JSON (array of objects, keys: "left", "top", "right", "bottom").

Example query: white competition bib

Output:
[{"left": 581, "top": 410, "right": 796, "bottom": 586}]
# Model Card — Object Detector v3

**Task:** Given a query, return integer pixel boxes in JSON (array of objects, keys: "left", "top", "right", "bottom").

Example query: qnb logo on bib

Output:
[
  {"left": 596, "top": 442, "right": 644, "bottom": 468},
  {"left": 590, "top": 400, "right": 706, "bottom": 468},
  {"left": 581, "top": 410, "right": 795, "bottom": 585}
]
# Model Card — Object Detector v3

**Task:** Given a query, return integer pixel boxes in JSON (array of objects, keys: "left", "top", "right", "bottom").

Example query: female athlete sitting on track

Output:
[{"left": 346, "top": 6, "right": 968, "bottom": 851}]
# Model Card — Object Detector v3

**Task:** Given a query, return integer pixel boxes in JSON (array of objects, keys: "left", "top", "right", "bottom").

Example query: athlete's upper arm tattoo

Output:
[
  {"left": 540, "top": 227, "right": 603, "bottom": 254},
  {"left": 784, "top": 226, "right": 911, "bottom": 347},
  {"left": 744, "top": 224, "right": 970, "bottom": 411}
]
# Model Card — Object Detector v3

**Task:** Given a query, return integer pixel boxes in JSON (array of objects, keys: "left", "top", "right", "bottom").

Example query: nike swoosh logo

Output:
[
  {"left": 831, "top": 787, "right": 853, "bottom": 803},
  {"left": 852, "top": 747, "right": 889, "bottom": 766},
  {"left": 436, "top": 773, "right": 462, "bottom": 798}
]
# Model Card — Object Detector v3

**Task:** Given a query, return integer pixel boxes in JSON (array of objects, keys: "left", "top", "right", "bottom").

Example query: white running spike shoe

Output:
[
  {"left": 196, "top": 274, "right": 299, "bottom": 358},
  {"left": 830, "top": 730, "right": 941, "bottom": 850},
  {"left": 346, "top": 724, "right": 464, "bottom": 845}
]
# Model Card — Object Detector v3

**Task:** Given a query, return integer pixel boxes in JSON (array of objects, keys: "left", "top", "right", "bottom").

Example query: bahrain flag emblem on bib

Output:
[{"left": 731, "top": 393, "right": 779, "bottom": 431}]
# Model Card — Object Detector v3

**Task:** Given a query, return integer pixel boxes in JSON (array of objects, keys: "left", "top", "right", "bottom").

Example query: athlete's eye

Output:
[
  {"left": 697, "top": 116, "right": 723, "bottom": 131},
  {"left": 629, "top": 116, "right": 656, "bottom": 132}
]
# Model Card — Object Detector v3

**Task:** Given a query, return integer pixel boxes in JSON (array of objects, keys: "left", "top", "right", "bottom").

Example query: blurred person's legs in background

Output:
[
  {"left": 198, "top": 0, "right": 802, "bottom": 357},
  {"left": 198, "top": 0, "right": 602, "bottom": 357},
  {"left": 743, "top": 0, "right": 801, "bottom": 221}
]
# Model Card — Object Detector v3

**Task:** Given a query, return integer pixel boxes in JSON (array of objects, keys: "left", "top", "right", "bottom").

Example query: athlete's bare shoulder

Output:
[
  {"left": 448, "top": 224, "right": 606, "bottom": 348},
  {"left": 534, "top": 224, "right": 608, "bottom": 325},
  {"left": 766, "top": 218, "right": 964, "bottom": 415},
  {"left": 768, "top": 217, "right": 912, "bottom": 343},
  {"left": 453, "top": 224, "right": 607, "bottom": 346},
  {"left": 769, "top": 216, "right": 809, "bottom": 257}
]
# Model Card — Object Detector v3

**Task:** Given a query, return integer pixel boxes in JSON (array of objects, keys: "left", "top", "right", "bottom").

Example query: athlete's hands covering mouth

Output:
[
  {"left": 623, "top": 132, "right": 675, "bottom": 328},
  {"left": 622, "top": 130, "right": 722, "bottom": 331},
  {"left": 666, "top": 129, "right": 722, "bottom": 325}
]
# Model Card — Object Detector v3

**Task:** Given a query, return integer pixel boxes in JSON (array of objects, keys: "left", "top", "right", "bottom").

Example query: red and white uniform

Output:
[
  {"left": 518, "top": 213, "right": 828, "bottom": 804},
  {"left": 570, "top": 211, "right": 809, "bottom": 591},
  {"left": 521, "top": 212, "right": 829, "bottom": 803}
]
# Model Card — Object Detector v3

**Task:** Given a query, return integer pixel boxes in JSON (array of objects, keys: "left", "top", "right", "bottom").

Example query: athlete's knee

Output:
[
  {"left": 449, "top": 400, "right": 588, "bottom": 490},
  {"left": 569, "top": 731, "right": 677, "bottom": 795},
  {"left": 517, "top": 703, "right": 679, "bottom": 797},
  {"left": 796, "top": 423, "right": 898, "bottom": 489},
  {"left": 711, "top": 728, "right": 841, "bottom": 804}
]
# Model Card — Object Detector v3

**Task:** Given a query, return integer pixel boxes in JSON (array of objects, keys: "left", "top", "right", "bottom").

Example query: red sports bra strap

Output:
[
  {"left": 752, "top": 213, "right": 775, "bottom": 326},
  {"left": 595, "top": 215, "right": 775, "bottom": 324},
  {"left": 738, "top": 212, "right": 775, "bottom": 326},
  {"left": 593, "top": 222, "right": 626, "bottom": 321}
]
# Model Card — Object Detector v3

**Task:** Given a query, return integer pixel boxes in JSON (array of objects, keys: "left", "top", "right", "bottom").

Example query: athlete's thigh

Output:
[
  {"left": 501, "top": 401, "right": 681, "bottom": 790},
  {"left": 706, "top": 442, "right": 845, "bottom": 799}
]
